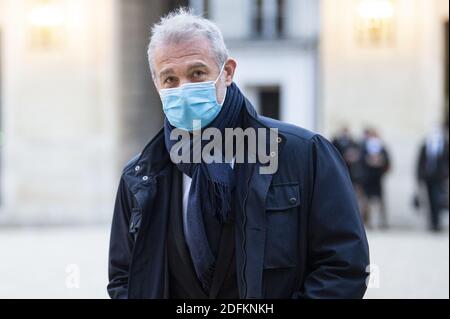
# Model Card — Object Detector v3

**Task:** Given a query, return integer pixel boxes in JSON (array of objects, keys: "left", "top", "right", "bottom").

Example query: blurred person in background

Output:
[
  {"left": 332, "top": 127, "right": 365, "bottom": 213},
  {"left": 360, "top": 128, "right": 391, "bottom": 229},
  {"left": 332, "top": 126, "right": 364, "bottom": 184},
  {"left": 416, "top": 125, "right": 449, "bottom": 232}
]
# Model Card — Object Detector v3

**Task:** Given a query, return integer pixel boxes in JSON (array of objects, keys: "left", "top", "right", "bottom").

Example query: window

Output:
[
  {"left": 259, "top": 87, "right": 281, "bottom": 120},
  {"left": 251, "top": 0, "right": 285, "bottom": 39}
]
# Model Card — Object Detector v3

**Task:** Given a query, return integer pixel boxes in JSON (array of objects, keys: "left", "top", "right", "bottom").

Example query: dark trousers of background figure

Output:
[
  {"left": 360, "top": 192, "right": 388, "bottom": 230},
  {"left": 354, "top": 184, "right": 367, "bottom": 224},
  {"left": 425, "top": 181, "right": 444, "bottom": 232}
]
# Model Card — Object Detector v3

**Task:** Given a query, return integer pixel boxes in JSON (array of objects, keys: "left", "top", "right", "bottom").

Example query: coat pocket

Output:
[
  {"left": 129, "top": 208, "right": 142, "bottom": 242},
  {"left": 264, "top": 183, "right": 300, "bottom": 269}
]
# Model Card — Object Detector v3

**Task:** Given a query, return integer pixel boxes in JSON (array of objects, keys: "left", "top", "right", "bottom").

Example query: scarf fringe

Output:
[{"left": 201, "top": 179, "right": 233, "bottom": 224}]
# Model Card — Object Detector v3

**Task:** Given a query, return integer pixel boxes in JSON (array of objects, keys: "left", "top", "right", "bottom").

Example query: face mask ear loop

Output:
[
  {"left": 214, "top": 63, "right": 227, "bottom": 106},
  {"left": 214, "top": 63, "right": 226, "bottom": 85}
]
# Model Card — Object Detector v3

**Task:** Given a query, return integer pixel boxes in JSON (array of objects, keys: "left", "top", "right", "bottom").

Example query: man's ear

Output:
[{"left": 224, "top": 58, "right": 237, "bottom": 86}]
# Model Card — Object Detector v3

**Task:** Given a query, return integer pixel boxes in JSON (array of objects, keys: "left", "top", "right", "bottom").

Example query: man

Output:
[
  {"left": 107, "top": 9, "right": 369, "bottom": 299},
  {"left": 332, "top": 127, "right": 366, "bottom": 222},
  {"left": 359, "top": 128, "right": 390, "bottom": 229},
  {"left": 417, "top": 126, "right": 449, "bottom": 232},
  {"left": 332, "top": 126, "right": 364, "bottom": 186}
]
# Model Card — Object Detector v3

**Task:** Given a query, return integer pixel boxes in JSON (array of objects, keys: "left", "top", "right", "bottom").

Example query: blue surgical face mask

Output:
[{"left": 159, "top": 64, "right": 226, "bottom": 131}]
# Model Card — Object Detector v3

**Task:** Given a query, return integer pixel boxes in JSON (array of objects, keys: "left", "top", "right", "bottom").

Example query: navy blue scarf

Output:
[{"left": 164, "top": 82, "right": 244, "bottom": 291}]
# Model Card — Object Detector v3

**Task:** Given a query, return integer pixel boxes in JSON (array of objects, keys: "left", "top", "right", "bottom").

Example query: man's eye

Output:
[
  {"left": 192, "top": 71, "right": 205, "bottom": 78},
  {"left": 164, "top": 77, "right": 174, "bottom": 84}
]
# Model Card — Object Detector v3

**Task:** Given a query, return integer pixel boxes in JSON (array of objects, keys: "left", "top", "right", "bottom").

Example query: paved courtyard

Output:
[{"left": 0, "top": 224, "right": 448, "bottom": 299}]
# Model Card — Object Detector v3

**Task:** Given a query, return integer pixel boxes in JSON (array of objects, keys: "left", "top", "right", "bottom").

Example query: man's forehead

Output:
[{"left": 153, "top": 37, "right": 215, "bottom": 71}]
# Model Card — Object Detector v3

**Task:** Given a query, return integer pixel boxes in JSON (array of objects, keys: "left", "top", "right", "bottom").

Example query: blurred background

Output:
[{"left": 0, "top": 0, "right": 448, "bottom": 299}]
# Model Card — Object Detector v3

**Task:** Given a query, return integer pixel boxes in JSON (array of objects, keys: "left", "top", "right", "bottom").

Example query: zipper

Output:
[{"left": 240, "top": 167, "right": 253, "bottom": 298}]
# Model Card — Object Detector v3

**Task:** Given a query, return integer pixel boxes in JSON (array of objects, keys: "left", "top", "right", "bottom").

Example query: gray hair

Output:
[{"left": 147, "top": 8, "right": 229, "bottom": 78}]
